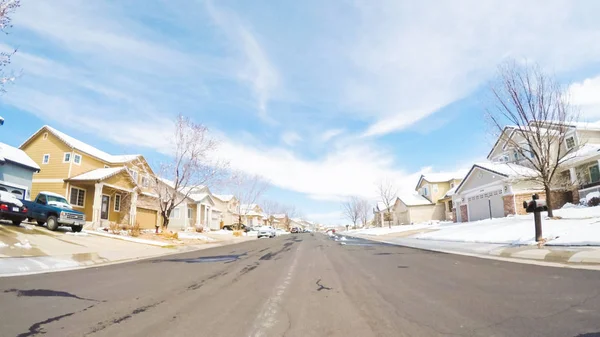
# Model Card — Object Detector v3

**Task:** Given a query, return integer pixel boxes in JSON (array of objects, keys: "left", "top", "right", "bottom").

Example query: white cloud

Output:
[
  {"left": 569, "top": 74, "right": 600, "bottom": 119},
  {"left": 281, "top": 131, "right": 302, "bottom": 146},
  {"left": 336, "top": 0, "right": 600, "bottom": 136},
  {"left": 204, "top": 0, "right": 280, "bottom": 122},
  {"left": 321, "top": 129, "right": 343, "bottom": 142},
  {"left": 305, "top": 210, "right": 345, "bottom": 224}
]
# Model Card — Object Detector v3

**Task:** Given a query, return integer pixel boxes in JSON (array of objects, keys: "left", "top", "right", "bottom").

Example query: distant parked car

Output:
[
  {"left": 257, "top": 226, "right": 276, "bottom": 238},
  {"left": 223, "top": 223, "right": 247, "bottom": 231},
  {"left": 0, "top": 191, "right": 28, "bottom": 226},
  {"left": 291, "top": 227, "right": 299, "bottom": 233}
]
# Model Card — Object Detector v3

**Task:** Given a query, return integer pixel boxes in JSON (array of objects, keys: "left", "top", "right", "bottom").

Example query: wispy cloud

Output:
[
  {"left": 321, "top": 128, "right": 343, "bottom": 142},
  {"left": 281, "top": 131, "right": 302, "bottom": 146},
  {"left": 204, "top": 0, "right": 280, "bottom": 123}
]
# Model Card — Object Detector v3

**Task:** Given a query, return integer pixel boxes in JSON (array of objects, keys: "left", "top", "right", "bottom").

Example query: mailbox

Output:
[{"left": 522, "top": 194, "right": 548, "bottom": 213}]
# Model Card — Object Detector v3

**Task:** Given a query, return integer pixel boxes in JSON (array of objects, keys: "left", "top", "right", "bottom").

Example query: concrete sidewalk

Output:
[{"left": 344, "top": 233, "right": 600, "bottom": 269}]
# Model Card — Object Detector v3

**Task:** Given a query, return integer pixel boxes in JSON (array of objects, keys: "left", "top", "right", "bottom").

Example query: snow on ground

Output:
[
  {"left": 0, "top": 241, "right": 8, "bottom": 248},
  {"left": 177, "top": 232, "right": 217, "bottom": 241},
  {"left": 348, "top": 222, "right": 440, "bottom": 236},
  {"left": 413, "top": 206, "right": 600, "bottom": 246},
  {"left": 211, "top": 230, "right": 235, "bottom": 235},
  {"left": 14, "top": 240, "right": 32, "bottom": 249},
  {"left": 65, "top": 231, "right": 89, "bottom": 236}
]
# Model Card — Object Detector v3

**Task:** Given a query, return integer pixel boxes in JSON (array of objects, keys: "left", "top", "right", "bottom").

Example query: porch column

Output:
[
  {"left": 569, "top": 167, "right": 577, "bottom": 184},
  {"left": 129, "top": 189, "right": 138, "bottom": 226},
  {"left": 196, "top": 203, "right": 202, "bottom": 227},
  {"left": 92, "top": 183, "right": 104, "bottom": 226},
  {"left": 206, "top": 206, "right": 212, "bottom": 229},
  {"left": 182, "top": 202, "right": 188, "bottom": 230}
]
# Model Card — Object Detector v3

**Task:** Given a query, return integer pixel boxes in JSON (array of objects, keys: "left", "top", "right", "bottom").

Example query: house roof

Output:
[
  {"left": 454, "top": 162, "right": 538, "bottom": 194},
  {"left": 415, "top": 171, "right": 465, "bottom": 190},
  {"left": 398, "top": 194, "right": 434, "bottom": 206},
  {"left": 561, "top": 143, "right": 600, "bottom": 167},
  {"left": 67, "top": 167, "right": 131, "bottom": 182},
  {"left": 188, "top": 192, "right": 215, "bottom": 205},
  {"left": 20, "top": 125, "right": 140, "bottom": 164},
  {"left": 213, "top": 194, "right": 234, "bottom": 202},
  {"left": 0, "top": 142, "right": 40, "bottom": 171},
  {"left": 442, "top": 185, "right": 458, "bottom": 199}
]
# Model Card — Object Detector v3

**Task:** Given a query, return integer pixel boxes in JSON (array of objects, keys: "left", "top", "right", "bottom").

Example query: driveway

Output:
[{"left": 0, "top": 221, "right": 166, "bottom": 259}]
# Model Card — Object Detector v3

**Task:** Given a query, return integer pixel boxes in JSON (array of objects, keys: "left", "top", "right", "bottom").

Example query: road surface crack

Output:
[
  {"left": 316, "top": 279, "right": 332, "bottom": 291},
  {"left": 17, "top": 304, "right": 95, "bottom": 337},
  {"left": 86, "top": 300, "right": 165, "bottom": 335}
]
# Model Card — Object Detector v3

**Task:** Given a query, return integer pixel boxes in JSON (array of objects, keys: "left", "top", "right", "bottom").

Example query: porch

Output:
[
  {"left": 67, "top": 181, "right": 136, "bottom": 229},
  {"left": 565, "top": 158, "right": 600, "bottom": 201}
]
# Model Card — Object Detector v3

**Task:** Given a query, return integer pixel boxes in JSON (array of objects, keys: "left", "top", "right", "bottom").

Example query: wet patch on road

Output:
[
  {"left": 315, "top": 279, "right": 332, "bottom": 291},
  {"left": 233, "top": 262, "right": 260, "bottom": 282},
  {"left": 4, "top": 289, "right": 101, "bottom": 302},
  {"left": 397, "top": 265, "right": 409, "bottom": 269},
  {"left": 259, "top": 242, "right": 295, "bottom": 260},
  {"left": 157, "top": 253, "right": 247, "bottom": 264},
  {"left": 17, "top": 305, "right": 96, "bottom": 337}
]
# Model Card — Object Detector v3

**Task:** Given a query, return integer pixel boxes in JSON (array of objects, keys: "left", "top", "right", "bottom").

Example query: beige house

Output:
[
  {"left": 213, "top": 194, "right": 240, "bottom": 228},
  {"left": 415, "top": 173, "right": 463, "bottom": 221},
  {"left": 20, "top": 125, "right": 161, "bottom": 229},
  {"left": 240, "top": 204, "right": 264, "bottom": 227}
]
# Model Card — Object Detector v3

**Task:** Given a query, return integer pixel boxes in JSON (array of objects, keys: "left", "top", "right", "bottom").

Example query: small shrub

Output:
[
  {"left": 195, "top": 226, "right": 204, "bottom": 233},
  {"left": 588, "top": 197, "right": 600, "bottom": 207},
  {"left": 233, "top": 230, "right": 243, "bottom": 237},
  {"left": 129, "top": 222, "right": 141, "bottom": 237},
  {"left": 108, "top": 222, "right": 120, "bottom": 234},
  {"left": 161, "top": 231, "right": 179, "bottom": 240}
]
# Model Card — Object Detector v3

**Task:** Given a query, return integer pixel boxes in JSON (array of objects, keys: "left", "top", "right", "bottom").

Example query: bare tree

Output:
[
  {"left": 357, "top": 197, "right": 370, "bottom": 228},
  {"left": 137, "top": 115, "right": 223, "bottom": 231},
  {"left": 341, "top": 196, "right": 361, "bottom": 230},
  {"left": 486, "top": 61, "right": 581, "bottom": 219},
  {"left": 377, "top": 178, "right": 397, "bottom": 228},
  {"left": 229, "top": 172, "right": 269, "bottom": 229},
  {"left": 0, "top": 0, "right": 20, "bottom": 95},
  {"left": 261, "top": 199, "right": 282, "bottom": 227},
  {"left": 280, "top": 204, "right": 298, "bottom": 231}
]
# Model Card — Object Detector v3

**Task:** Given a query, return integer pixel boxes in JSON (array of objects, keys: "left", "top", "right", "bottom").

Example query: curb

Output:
[
  {"left": 342, "top": 233, "right": 600, "bottom": 271},
  {"left": 86, "top": 230, "right": 172, "bottom": 247}
]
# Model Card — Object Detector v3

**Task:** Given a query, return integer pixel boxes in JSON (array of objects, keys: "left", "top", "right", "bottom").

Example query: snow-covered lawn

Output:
[
  {"left": 177, "top": 232, "right": 217, "bottom": 242},
  {"left": 348, "top": 222, "right": 441, "bottom": 236},
  {"left": 414, "top": 204, "right": 600, "bottom": 246}
]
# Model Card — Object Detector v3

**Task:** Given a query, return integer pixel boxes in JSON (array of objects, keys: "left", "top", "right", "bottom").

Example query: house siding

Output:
[
  {"left": 408, "top": 204, "right": 445, "bottom": 224},
  {"left": 0, "top": 163, "right": 37, "bottom": 200},
  {"left": 69, "top": 151, "right": 107, "bottom": 177},
  {"left": 31, "top": 182, "right": 69, "bottom": 201},
  {"left": 21, "top": 132, "right": 72, "bottom": 179},
  {"left": 104, "top": 173, "right": 135, "bottom": 191}
]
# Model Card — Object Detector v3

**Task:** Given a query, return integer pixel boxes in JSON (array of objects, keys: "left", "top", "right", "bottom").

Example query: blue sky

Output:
[{"left": 2, "top": 0, "right": 600, "bottom": 224}]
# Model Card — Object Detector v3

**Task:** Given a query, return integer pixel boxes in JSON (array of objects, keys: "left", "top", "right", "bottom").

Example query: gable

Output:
[
  {"left": 104, "top": 171, "right": 137, "bottom": 190},
  {"left": 457, "top": 167, "right": 505, "bottom": 193}
]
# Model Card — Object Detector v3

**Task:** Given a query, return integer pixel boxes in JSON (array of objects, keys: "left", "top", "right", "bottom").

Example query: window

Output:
[
  {"left": 513, "top": 150, "right": 519, "bottom": 161},
  {"left": 37, "top": 194, "right": 47, "bottom": 204},
  {"left": 142, "top": 176, "right": 149, "bottom": 187},
  {"left": 566, "top": 136, "right": 575, "bottom": 149},
  {"left": 170, "top": 208, "right": 180, "bottom": 219},
  {"left": 43, "top": 132, "right": 48, "bottom": 140},
  {"left": 69, "top": 187, "right": 85, "bottom": 207},
  {"left": 114, "top": 194, "right": 121, "bottom": 212},
  {"left": 433, "top": 184, "right": 438, "bottom": 193},
  {"left": 448, "top": 200, "right": 453, "bottom": 211},
  {"left": 104, "top": 165, "right": 109, "bottom": 168},
  {"left": 187, "top": 208, "right": 193, "bottom": 219},
  {"left": 131, "top": 170, "right": 138, "bottom": 182},
  {"left": 63, "top": 153, "right": 71, "bottom": 163},
  {"left": 73, "top": 154, "right": 82, "bottom": 165},
  {"left": 42, "top": 154, "right": 50, "bottom": 164},
  {"left": 423, "top": 187, "right": 428, "bottom": 196},
  {"left": 450, "top": 182, "right": 454, "bottom": 188}
]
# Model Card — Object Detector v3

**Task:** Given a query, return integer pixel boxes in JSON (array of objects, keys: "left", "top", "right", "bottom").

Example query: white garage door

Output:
[
  {"left": 467, "top": 189, "right": 504, "bottom": 222},
  {"left": 0, "top": 184, "right": 25, "bottom": 200}
]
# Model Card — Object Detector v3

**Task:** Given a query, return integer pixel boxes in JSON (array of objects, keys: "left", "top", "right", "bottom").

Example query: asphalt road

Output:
[{"left": 1, "top": 233, "right": 600, "bottom": 337}]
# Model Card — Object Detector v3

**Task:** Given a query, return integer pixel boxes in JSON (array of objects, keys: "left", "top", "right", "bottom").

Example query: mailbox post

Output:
[{"left": 522, "top": 194, "right": 548, "bottom": 242}]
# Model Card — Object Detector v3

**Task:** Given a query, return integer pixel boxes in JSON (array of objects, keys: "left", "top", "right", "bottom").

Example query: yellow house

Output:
[
  {"left": 19, "top": 125, "right": 161, "bottom": 229},
  {"left": 414, "top": 173, "right": 464, "bottom": 221}
]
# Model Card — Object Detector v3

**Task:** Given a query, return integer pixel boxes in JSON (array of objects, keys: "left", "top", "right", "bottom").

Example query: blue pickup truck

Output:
[{"left": 23, "top": 191, "right": 86, "bottom": 232}]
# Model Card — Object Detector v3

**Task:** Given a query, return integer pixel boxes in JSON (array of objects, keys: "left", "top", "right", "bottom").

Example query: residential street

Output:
[{"left": 1, "top": 234, "right": 600, "bottom": 337}]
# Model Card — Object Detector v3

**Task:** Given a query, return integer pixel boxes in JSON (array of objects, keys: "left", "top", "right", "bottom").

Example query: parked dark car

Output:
[
  {"left": 23, "top": 191, "right": 85, "bottom": 232},
  {"left": 0, "top": 191, "right": 28, "bottom": 226},
  {"left": 222, "top": 223, "right": 247, "bottom": 231}
]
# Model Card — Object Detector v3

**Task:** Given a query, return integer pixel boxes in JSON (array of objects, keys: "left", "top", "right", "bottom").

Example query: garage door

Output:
[
  {"left": 0, "top": 184, "right": 25, "bottom": 200},
  {"left": 467, "top": 189, "right": 504, "bottom": 222},
  {"left": 136, "top": 207, "right": 158, "bottom": 229}
]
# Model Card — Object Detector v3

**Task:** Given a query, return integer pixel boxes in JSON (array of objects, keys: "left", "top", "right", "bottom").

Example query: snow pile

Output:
[
  {"left": 560, "top": 202, "right": 583, "bottom": 209},
  {"left": 66, "top": 231, "right": 89, "bottom": 236},
  {"left": 413, "top": 206, "right": 600, "bottom": 246},
  {"left": 340, "top": 236, "right": 348, "bottom": 241},
  {"left": 211, "top": 230, "right": 235, "bottom": 235},
  {"left": 587, "top": 191, "right": 600, "bottom": 200},
  {"left": 177, "top": 232, "right": 217, "bottom": 241},
  {"left": 14, "top": 240, "right": 32, "bottom": 249},
  {"left": 0, "top": 241, "right": 8, "bottom": 248}
]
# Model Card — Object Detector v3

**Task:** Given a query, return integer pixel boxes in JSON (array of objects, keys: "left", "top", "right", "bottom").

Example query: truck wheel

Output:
[
  {"left": 71, "top": 225, "right": 83, "bottom": 233},
  {"left": 46, "top": 216, "right": 59, "bottom": 231},
  {"left": 36, "top": 221, "right": 45, "bottom": 226},
  {"left": 12, "top": 220, "right": 22, "bottom": 226}
]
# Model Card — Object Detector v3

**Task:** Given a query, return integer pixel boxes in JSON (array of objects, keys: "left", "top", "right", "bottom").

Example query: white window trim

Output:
[
  {"left": 114, "top": 194, "right": 122, "bottom": 212},
  {"left": 63, "top": 152, "right": 71, "bottom": 163},
  {"left": 42, "top": 154, "right": 50, "bottom": 164},
  {"left": 73, "top": 153, "right": 82, "bottom": 166},
  {"left": 70, "top": 187, "right": 86, "bottom": 208},
  {"left": 171, "top": 207, "right": 180, "bottom": 219},
  {"left": 187, "top": 208, "right": 193, "bottom": 219}
]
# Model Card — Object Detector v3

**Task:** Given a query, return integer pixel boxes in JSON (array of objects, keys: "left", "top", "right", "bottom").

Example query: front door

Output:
[
  {"left": 590, "top": 165, "right": 600, "bottom": 183},
  {"left": 101, "top": 195, "right": 110, "bottom": 220}
]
